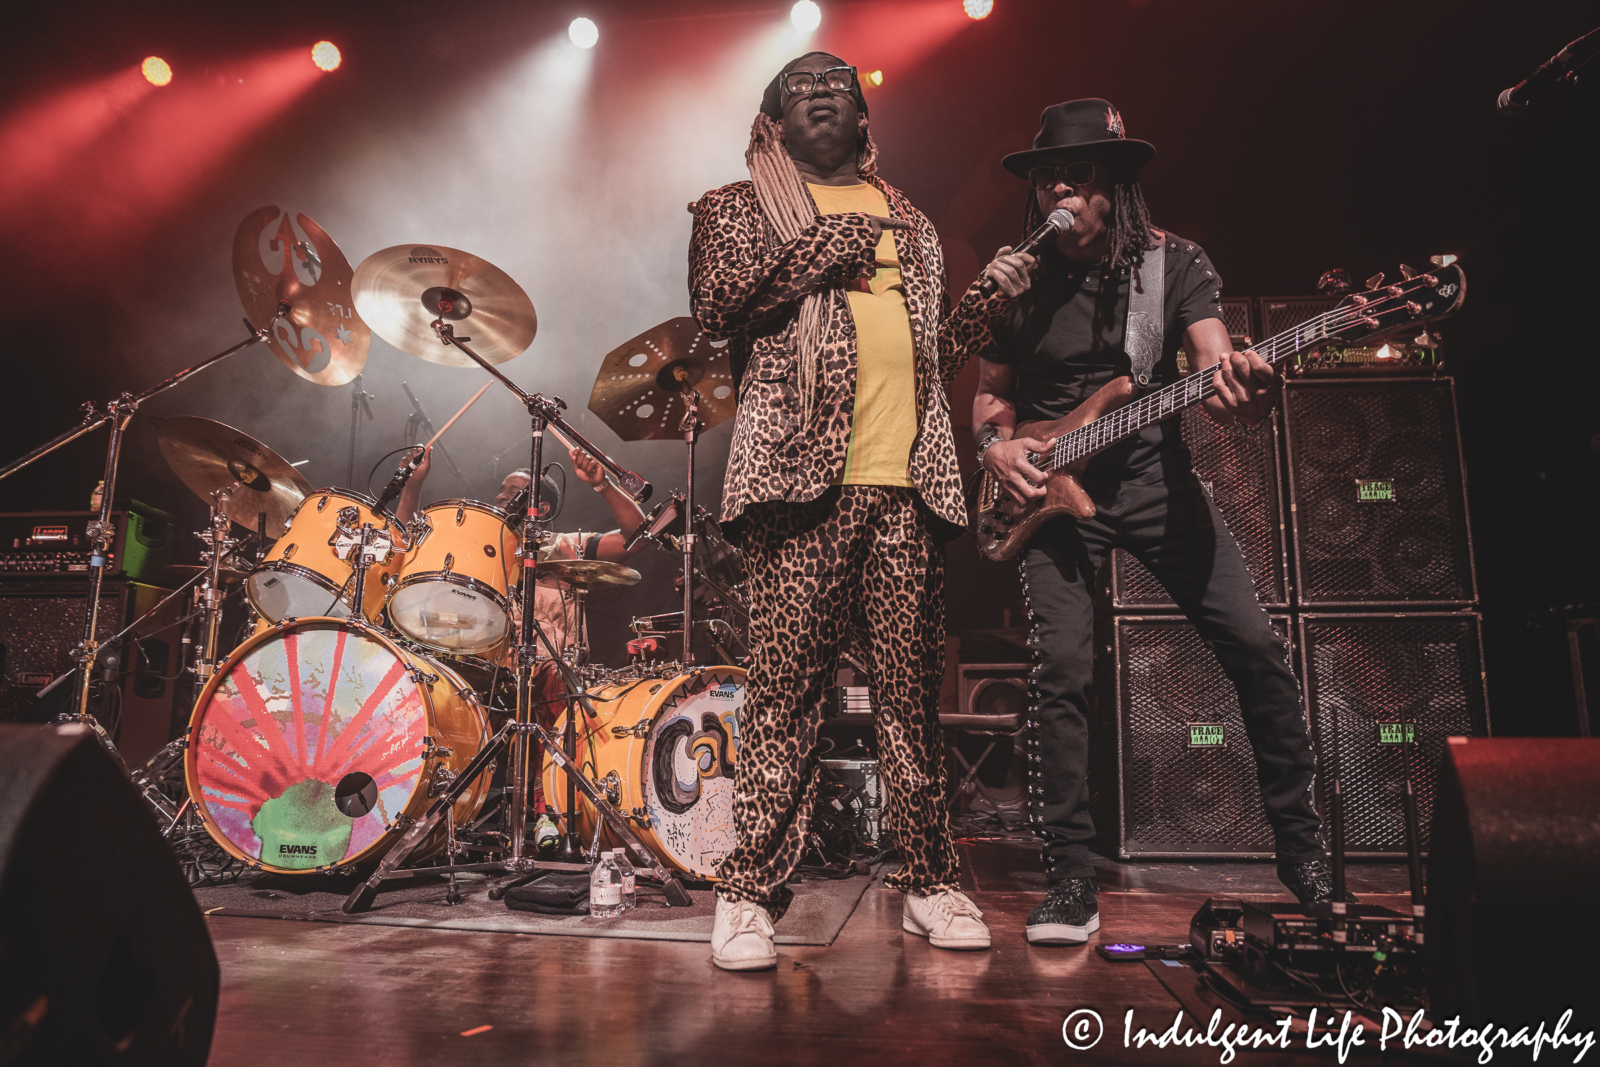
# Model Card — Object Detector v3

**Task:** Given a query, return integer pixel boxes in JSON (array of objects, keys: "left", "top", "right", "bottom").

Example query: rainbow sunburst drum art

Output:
[{"left": 185, "top": 618, "right": 489, "bottom": 873}]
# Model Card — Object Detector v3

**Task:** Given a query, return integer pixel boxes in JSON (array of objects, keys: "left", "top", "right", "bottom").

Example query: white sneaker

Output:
[
  {"left": 711, "top": 897, "right": 777, "bottom": 971},
  {"left": 902, "top": 888, "right": 991, "bottom": 950}
]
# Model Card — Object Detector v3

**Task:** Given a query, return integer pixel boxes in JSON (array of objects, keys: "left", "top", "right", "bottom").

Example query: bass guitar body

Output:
[{"left": 973, "top": 376, "right": 1136, "bottom": 562}]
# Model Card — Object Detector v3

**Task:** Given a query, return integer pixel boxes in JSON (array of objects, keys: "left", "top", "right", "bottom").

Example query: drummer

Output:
[{"left": 396, "top": 445, "right": 649, "bottom": 660}]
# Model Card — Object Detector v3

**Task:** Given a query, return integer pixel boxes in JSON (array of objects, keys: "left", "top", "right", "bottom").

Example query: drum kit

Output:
[{"left": 0, "top": 207, "right": 751, "bottom": 909}]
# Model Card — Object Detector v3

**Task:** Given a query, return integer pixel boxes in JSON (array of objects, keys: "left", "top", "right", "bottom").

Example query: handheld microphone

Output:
[
  {"left": 1497, "top": 26, "right": 1600, "bottom": 114},
  {"left": 978, "top": 208, "right": 1075, "bottom": 295}
]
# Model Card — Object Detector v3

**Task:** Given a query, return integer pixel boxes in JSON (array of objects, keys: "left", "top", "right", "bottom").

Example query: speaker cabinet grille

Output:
[
  {"left": 1091, "top": 614, "right": 1294, "bottom": 858},
  {"left": 1259, "top": 294, "right": 1341, "bottom": 339},
  {"left": 1283, "top": 377, "right": 1476, "bottom": 607},
  {"left": 1111, "top": 408, "right": 1289, "bottom": 610},
  {"left": 1300, "top": 612, "right": 1489, "bottom": 854}
]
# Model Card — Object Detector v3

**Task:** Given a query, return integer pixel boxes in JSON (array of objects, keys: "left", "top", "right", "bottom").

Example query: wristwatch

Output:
[{"left": 975, "top": 430, "right": 1004, "bottom": 465}]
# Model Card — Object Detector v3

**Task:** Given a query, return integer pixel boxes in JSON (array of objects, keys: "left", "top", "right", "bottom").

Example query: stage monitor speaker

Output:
[
  {"left": 0, "top": 580, "right": 183, "bottom": 767},
  {"left": 0, "top": 723, "right": 218, "bottom": 1064},
  {"left": 1426, "top": 737, "right": 1600, "bottom": 1024},
  {"left": 1110, "top": 407, "right": 1290, "bottom": 610},
  {"left": 1283, "top": 376, "right": 1477, "bottom": 608},
  {"left": 1258, "top": 294, "right": 1341, "bottom": 340},
  {"left": 1299, "top": 612, "right": 1489, "bottom": 855},
  {"left": 1090, "top": 614, "right": 1295, "bottom": 858}
]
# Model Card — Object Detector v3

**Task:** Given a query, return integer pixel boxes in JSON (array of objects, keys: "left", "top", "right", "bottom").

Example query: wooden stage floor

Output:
[{"left": 205, "top": 837, "right": 1414, "bottom": 1066}]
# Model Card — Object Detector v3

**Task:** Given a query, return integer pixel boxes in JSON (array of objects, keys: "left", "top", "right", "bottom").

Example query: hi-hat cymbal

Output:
[
  {"left": 351, "top": 244, "right": 537, "bottom": 366},
  {"left": 233, "top": 207, "right": 370, "bottom": 386},
  {"left": 588, "top": 318, "right": 734, "bottom": 441},
  {"left": 537, "top": 559, "right": 641, "bottom": 590},
  {"left": 152, "top": 417, "right": 313, "bottom": 539}
]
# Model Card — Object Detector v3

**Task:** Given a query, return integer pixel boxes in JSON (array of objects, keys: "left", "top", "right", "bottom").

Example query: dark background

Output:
[{"left": 3, "top": 0, "right": 1595, "bottom": 735}]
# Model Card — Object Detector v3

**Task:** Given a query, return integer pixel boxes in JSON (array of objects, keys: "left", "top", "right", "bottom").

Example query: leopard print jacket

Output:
[{"left": 688, "top": 178, "right": 1006, "bottom": 541}]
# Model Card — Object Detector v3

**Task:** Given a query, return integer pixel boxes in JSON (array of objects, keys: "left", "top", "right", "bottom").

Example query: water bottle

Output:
[
  {"left": 614, "top": 849, "right": 637, "bottom": 910},
  {"left": 534, "top": 814, "right": 560, "bottom": 855},
  {"left": 589, "top": 851, "right": 624, "bottom": 918}
]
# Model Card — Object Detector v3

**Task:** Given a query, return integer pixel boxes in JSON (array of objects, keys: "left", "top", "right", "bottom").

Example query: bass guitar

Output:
[{"left": 971, "top": 263, "right": 1466, "bottom": 562}]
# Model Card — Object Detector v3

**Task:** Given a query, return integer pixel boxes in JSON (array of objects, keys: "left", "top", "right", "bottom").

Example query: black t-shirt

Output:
[{"left": 981, "top": 232, "right": 1223, "bottom": 476}]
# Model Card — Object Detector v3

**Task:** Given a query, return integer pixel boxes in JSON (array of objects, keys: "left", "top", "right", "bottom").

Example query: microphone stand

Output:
[
  {"left": 0, "top": 308, "right": 285, "bottom": 735},
  {"left": 401, "top": 381, "right": 468, "bottom": 491},
  {"left": 341, "top": 319, "right": 687, "bottom": 914},
  {"left": 346, "top": 373, "right": 375, "bottom": 488}
]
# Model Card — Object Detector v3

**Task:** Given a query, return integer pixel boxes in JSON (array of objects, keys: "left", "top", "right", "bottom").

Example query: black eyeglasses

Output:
[
  {"left": 1029, "top": 161, "right": 1098, "bottom": 190},
  {"left": 782, "top": 66, "right": 857, "bottom": 96}
]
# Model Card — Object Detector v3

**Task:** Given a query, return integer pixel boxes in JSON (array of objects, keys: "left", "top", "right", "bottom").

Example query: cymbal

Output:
[
  {"left": 588, "top": 318, "right": 734, "bottom": 441},
  {"left": 537, "top": 559, "right": 641, "bottom": 590},
  {"left": 151, "top": 417, "right": 313, "bottom": 539},
  {"left": 233, "top": 207, "right": 370, "bottom": 386},
  {"left": 351, "top": 244, "right": 536, "bottom": 366}
]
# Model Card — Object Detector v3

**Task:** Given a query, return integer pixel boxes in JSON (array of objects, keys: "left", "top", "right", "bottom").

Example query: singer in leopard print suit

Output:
[{"left": 689, "top": 54, "right": 1035, "bottom": 967}]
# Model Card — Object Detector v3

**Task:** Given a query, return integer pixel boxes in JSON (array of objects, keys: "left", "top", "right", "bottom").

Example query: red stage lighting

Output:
[
  {"left": 311, "top": 41, "right": 341, "bottom": 72},
  {"left": 963, "top": 0, "right": 993, "bottom": 18},
  {"left": 142, "top": 57, "right": 173, "bottom": 86}
]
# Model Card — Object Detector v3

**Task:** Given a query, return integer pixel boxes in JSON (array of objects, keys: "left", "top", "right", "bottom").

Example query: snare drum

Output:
[
  {"left": 542, "top": 667, "right": 744, "bottom": 878},
  {"left": 246, "top": 489, "right": 405, "bottom": 624},
  {"left": 185, "top": 617, "right": 489, "bottom": 873},
  {"left": 387, "top": 499, "right": 520, "bottom": 655}
]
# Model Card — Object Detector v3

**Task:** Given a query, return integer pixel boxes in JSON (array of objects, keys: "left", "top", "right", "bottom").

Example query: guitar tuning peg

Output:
[
  {"left": 1365, "top": 272, "right": 1385, "bottom": 289},
  {"left": 1398, "top": 263, "right": 1417, "bottom": 280},
  {"left": 1429, "top": 254, "right": 1458, "bottom": 267}
]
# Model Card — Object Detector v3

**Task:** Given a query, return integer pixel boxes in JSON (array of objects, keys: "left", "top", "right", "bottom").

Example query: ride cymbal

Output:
[
  {"left": 537, "top": 559, "right": 641, "bottom": 590},
  {"left": 152, "top": 416, "right": 313, "bottom": 539},
  {"left": 588, "top": 318, "right": 734, "bottom": 442},
  {"left": 233, "top": 207, "right": 370, "bottom": 386},
  {"left": 351, "top": 244, "right": 536, "bottom": 366}
]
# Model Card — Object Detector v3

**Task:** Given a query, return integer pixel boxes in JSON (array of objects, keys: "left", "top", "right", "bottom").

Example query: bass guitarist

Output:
[{"left": 971, "top": 98, "right": 1343, "bottom": 946}]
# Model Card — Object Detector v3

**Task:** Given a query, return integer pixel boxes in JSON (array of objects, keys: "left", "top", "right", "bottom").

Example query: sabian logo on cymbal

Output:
[{"left": 409, "top": 246, "right": 448, "bottom": 264}]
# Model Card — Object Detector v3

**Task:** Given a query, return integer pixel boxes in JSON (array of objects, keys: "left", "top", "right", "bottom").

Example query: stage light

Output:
[
  {"left": 963, "top": 0, "right": 994, "bottom": 18},
  {"left": 569, "top": 17, "right": 599, "bottom": 49},
  {"left": 311, "top": 41, "right": 341, "bottom": 72},
  {"left": 141, "top": 57, "right": 172, "bottom": 87},
  {"left": 866, "top": 69, "right": 884, "bottom": 86},
  {"left": 791, "top": 1, "right": 821, "bottom": 32}
]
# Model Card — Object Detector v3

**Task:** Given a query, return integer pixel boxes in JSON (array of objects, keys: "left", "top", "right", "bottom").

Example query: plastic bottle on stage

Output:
[
  {"left": 534, "top": 814, "right": 560, "bottom": 855},
  {"left": 590, "top": 851, "right": 625, "bottom": 918},
  {"left": 614, "top": 849, "right": 637, "bottom": 911}
]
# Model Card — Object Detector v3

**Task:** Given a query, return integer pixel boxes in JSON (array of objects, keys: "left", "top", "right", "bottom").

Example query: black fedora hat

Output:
[{"left": 1001, "top": 98, "right": 1154, "bottom": 178}]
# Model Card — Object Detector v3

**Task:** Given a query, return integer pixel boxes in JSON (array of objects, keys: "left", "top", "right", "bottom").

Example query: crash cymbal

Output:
[
  {"left": 588, "top": 318, "right": 734, "bottom": 441},
  {"left": 151, "top": 417, "right": 313, "bottom": 539},
  {"left": 233, "top": 207, "right": 370, "bottom": 386},
  {"left": 537, "top": 559, "right": 642, "bottom": 590},
  {"left": 351, "top": 244, "right": 536, "bottom": 367}
]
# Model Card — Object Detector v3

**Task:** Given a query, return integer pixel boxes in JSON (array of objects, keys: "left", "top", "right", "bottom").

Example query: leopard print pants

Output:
[{"left": 715, "top": 486, "right": 960, "bottom": 919}]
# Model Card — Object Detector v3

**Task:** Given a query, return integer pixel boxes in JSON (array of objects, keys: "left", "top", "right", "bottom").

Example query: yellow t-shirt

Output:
[{"left": 807, "top": 182, "right": 917, "bottom": 487}]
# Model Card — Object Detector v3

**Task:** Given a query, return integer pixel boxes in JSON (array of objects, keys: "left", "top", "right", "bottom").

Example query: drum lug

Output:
[
  {"left": 428, "top": 764, "right": 457, "bottom": 797},
  {"left": 600, "top": 770, "right": 621, "bottom": 806},
  {"left": 409, "top": 667, "right": 440, "bottom": 687},
  {"left": 388, "top": 814, "right": 417, "bottom": 833},
  {"left": 421, "top": 734, "right": 454, "bottom": 760},
  {"left": 609, "top": 718, "right": 653, "bottom": 739},
  {"left": 630, "top": 806, "right": 652, "bottom": 828}
]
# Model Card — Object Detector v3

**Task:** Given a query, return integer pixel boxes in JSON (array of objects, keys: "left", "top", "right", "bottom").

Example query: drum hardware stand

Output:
[
  {"left": 346, "top": 372, "right": 375, "bottom": 488},
  {"left": 677, "top": 381, "right": 702, "bottom": 667},
  {"left": 340, "top": 317, "right": 688, "bottom": 914},
  {"left": 0, "top": 307, "right": 286, "bottom": 732}
]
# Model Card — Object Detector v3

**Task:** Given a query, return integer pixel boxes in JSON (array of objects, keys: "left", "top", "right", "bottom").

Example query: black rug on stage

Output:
[{"left": 192, "top": 867, "right": 876, "bottom": 946}]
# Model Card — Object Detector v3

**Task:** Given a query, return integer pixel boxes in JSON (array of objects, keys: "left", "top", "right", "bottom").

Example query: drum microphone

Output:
[
  {"left": 977, "top": 208, "right": 1075, "bottom": 295},
  {"left": 373, "top": 449, "right": 425, "bottom": 518}
]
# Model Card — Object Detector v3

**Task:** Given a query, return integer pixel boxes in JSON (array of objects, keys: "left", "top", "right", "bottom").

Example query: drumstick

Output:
[{"left": 425, "top": 382, "right": 493, "bottom": 450}]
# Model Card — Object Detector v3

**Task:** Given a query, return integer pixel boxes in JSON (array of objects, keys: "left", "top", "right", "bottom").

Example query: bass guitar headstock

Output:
[{"left": 1325, "top": 263, "right": 1466, "bottom": 344}]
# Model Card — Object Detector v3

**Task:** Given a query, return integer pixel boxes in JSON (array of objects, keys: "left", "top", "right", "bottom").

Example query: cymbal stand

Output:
[
  {"left": 678, "top": 384, "right": 702, "bottom": 666},
  {"left": 341, "top": 319, "right": 689, "bottom": 914},
  {"left": 0, "top": 308, "right": 285, "bottom": 731},
  {"left": 193, "top": 489, "right": 243, "bottom": 683}
]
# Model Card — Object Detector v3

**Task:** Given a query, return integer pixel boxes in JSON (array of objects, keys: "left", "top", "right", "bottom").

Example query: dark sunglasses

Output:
[
  {"left": 782, "top": 66, "right": 857, "bottom": 96},
  {"left": 1029, "top": 161, "right": 1098, "bottom": 189}
]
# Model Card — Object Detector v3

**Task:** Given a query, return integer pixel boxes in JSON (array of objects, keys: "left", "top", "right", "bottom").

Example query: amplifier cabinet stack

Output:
[{"left": 1092, "top": 302, "right": 1486, "bottom": 859}]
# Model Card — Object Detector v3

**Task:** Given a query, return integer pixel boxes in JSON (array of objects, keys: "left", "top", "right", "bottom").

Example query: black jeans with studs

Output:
[{"left": 1018, "top": 462, "right": 1323, "bottom": 882}]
